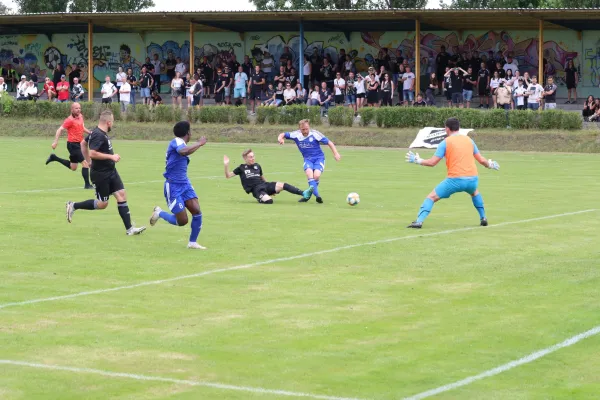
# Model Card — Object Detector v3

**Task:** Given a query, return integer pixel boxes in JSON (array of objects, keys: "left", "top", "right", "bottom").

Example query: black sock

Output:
[
  {"left": 283, "top": 183, "right": 303, "bottom": 196},
  {"left": 54, "top": 155, "right": 71, "bottom": 169},
  {"left": 117, "top": 201, "right": 132, "bottom": 230},
  {"left": 74, "top": 199, "right": 96, "bottom": 210},
  {"left": 81, "top": 167, "right": 90, "bottom": 186}
]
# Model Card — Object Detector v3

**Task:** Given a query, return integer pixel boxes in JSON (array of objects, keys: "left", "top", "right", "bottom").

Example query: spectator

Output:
[
  {"left": 306, "top": 84, "right": 320, "bottom": 106},
  {"left": 139, "top": 66, "right": 153, "bottom": 105},
  {"left": 261, "top": 50, "right": 275, "bottom": 82},
  {"left": 214, "top": 68, "right": 226, "bottom": 105},
  {"left": 269, "top": 82, "right": 284, "bottom": 107},
  {"left": 175, "top": 57, "right": 187, "bottom": 78},
  {"left": 283, "top": 82, "right": 296, "bottom": 105},
  {"left": 302, "top": 55, "right": 312, "bottom": 88},
  {"left": 200, "top": 56, "right": 213, "bottom": 98},
  {"left": 495, "top": 62, "right": 506, "bottom": 79},
  {"left": 242, "top": 55, "right": 253, "bottom": 78},
  {"left": 234, "top": 65, "right": 248, "bottom": 106},
  {"left": 426, "top": 72, "right": 438, "bottom": 106},
  {"left": 396, "top": 63, "right": 405, "bottom": 104},
  {"left": 0, "top": 77, "right": 6, "bottom": 97},
  {"left": 56, "top": 74, "right": 70, "bottom": 103},
  {"left": 355, "top": 74, "right": 366, "bottom": 109},
  {"left": 71, "top": 77, "right": 85, "bottom": 102},
  {"left": 380, "top": 73, "right": 394, "bottom": 107},
  {"left": 3, "top": 64, "right": 17, "bottom": 92},
  {"left": 29, "top": 68, "right": 38, "bottom": 85},
  {"left": 67, "top": 65, "right": 80, "bottom": 88},
  {"left": 99, "top": 75, "right": 116, "bottom": 105},
  {"left": 26, "top": 80, "right": 38, "bottom": 100},
  {"left": 285, "top": 59, "right": 294, "bottom": 75},
  {"left": 296, "top": 82, "right": 307, "bottom": 104},
  {"left": 151, "top": 54, "right": 163, "bottom": 93},
  {"left": 115, "top": 66, "right": 127, "bottom": 103},
  {"left": 42, "top": 77, "right": 56, "bottom": 101},
  {"left": 223, "top": 66, "right": 233, "bottom": 105},
  {"left": 321, "top": 58, "right": 334, "bottom": 91},
  {"left": 16, "top": 75, "right": 28, "bottom": 100},
  {"left": 582, "top": 95, "right": 595, "bottom": 121},
  {"left": 401, "top": 66, "right": 415, "bottom": 106},
  {"left": 127, "top": 68, "right": 137, "bottom": 105},
  {"left": 490, "top": 70, "right": 503, "bottom": 108},
  {"left": 262, "top": 83, "right": 276, "bottom": 106},
  {"left": 442, "top": 67, "right": 452, "bottom": 107},
  {"left": 413, "top": 94, "right": 427, "bottom": 107},
  {"left": 150, "top": 91, "right": 163, "bottom": 108},
  {"left": 189, "top": 74, "right": 203, "bottom": 108},
  {"left": 543, "top": 76, "right": 557, "bottom": 110},
  {"left": 394, "top": 49, "right": 404, "bottom": 86},
  {"left": 377, "top": 48, "right": 391, "bottom": 72},
  {"left": 333, "top": 71, "right": 346, "bottom": 106},
  {"left": 310, "top": 48, "right": 322, "bottom": 82},
  {"left": 280, "top": 46, "right": 293, "bottom": 67},
  {"left": 119, "top": 78, "right": 131, "bottom": 112},
  {"left": 345, "top": 71, "right": 357, "bottom": 115},
  {"left": 343, "top": 55, "right": 355, "bottom": 78},
  {"left": 53, "top": 64, "right": 63, "bottom": 89},
  {"left": 590, "top": 99, "right": 600, "bottom": 121},
  {"left": 287, "top": 68, "right": 298, "bottom": 87},
  {"left": 463, "top": 67, "right": 476, "bottom": 109},
  {"left": 522, "top": 71, "right": 532, "bottom": 105},
  {"left": 337, "top": 49, "right": 347, "bottom": 74},
  {"left": 184, "top": 72, "right": 193, "bottom": 108},
  {"left": 365, "top": 67, "right": 379, "bottom": 107},
  {"left": 248, "top": 65, "right": 265, "bottom": 115},
  {"left": 526, "top": 75, "right": 544, "bottom": 111},
  {"left": 436, "top": 46, "right": 450, "bottom": 95},
  {"left": 513, "top": 78, "right": 527, "bottom": 110},
  {"left": 511, "top": 70, "right": 521, "bottom": 109},
  {"left": 445, "top": 67, "right": 465, "bottom": 108},
  {"left": 318, "top": 81, "right": 332, "bottom": 117},
  {"left": 165, "top": 51, "right": 176, "bottom": 84},
  {"left": 229, "top": 54, "right": 241, "bottom": 75},
  {"left": 276, "top": 66, "right": 287, "bottom": 87},
  {"left": 503, "top": 55, "right": 518, "bottom": 76},
  {"left": 142, "top": 57, "right": 153, "bottom": 72},
  {"left": 496, "top": 80, "right": 512, "bottom": 110},
  {"left": 504, "top": 69, "right": 516, "bottom": 109},
  {"left": 565, "top": 59, "right": 578, "bottom": 104},
  {"left": 171, "top": 71, "right": 184, "bottom": 108}
]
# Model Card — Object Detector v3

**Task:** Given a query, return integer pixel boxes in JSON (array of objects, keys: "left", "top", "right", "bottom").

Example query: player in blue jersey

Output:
[
  {"left": 149, "top": 121, "right": 208, "bottom": 249},
  {"left": 277, "top": 119, "right": 341, "bottom": 203}
]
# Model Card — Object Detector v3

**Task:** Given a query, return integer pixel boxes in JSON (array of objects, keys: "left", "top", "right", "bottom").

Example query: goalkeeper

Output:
[{"left": 405, "top": 117, "right": 500, "bottom": 229}]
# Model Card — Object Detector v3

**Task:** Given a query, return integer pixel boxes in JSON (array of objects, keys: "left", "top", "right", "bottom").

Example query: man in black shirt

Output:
[
  {"left": 477, "top": 62, "right": 490, "bottom": 109},
  {"left": 139, "top": 66, "right": 153, "bottom": 105},
  {"left": 436, "top": 46, "right": 450, "bottom": 95},
  {"left": 65, "top": 110, "right": 145, "bottom": 235},
  {"left": 126, "top": 68, "right": 137, "bottom": 105},
  {"left": 448, "top": 67, "right": 464, "bottom": 108},
  {"left": 223, "top": 149, "right": 312, "bottom": 204},
  {"left": 248, "top": 65, "right": 266, "bottom": 115},
  {"left": 462, "top": 67, "right": 477, "bottom": 109}
]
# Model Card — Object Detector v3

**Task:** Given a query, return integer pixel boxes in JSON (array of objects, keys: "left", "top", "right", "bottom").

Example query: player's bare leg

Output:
[{"left": 407, "top": 190, "right": 440, "bottom": 229}]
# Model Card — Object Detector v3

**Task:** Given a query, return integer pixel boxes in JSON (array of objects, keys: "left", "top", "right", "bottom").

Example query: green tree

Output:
[
  {"left": 441, "top": 0, "right": 544, "bottom": 7},
  {"left": 16, "top": 0, "right": 154, "bottom": 13},
  {"left": 15, "top": 0, "right": 69, "bottom": 13},
  {"left": 0, "top": 1, "right": 10, "bottom": 14},
  {"left": 251, "top": 0, "right": 426, "bottom": 10}
]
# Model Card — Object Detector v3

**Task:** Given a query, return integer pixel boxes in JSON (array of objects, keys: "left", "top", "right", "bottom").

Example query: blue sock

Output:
[
  {"left": 315, "top": 180, "right": 321, "bottom": 196},
  {"left": 159, "top": 210, "right": 178, "bottom": 226},
  {"left": 308, "top": 179, "right": 319, "bottom": 197},
  {"left": 472, "top": 193, "right": 486, "bottom": 219},
  {"left": 416, "top": 198, "right": 435, "bottom": 223},
  {"left": 189, "top": 213, "right": 202, "bottom": 243}
]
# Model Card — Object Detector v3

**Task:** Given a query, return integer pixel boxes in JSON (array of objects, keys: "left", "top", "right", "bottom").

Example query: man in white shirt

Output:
[
  {"left": 175, "top": 57, "right": 186, "bottom": 76},
  {"left": 71, "top": 77, "right": 85, "bottom": 102},
  {"left": 101, "top": 75, "right": 117, "bottom": 104},
  {"left": 503, "top": 55, "right": 518, "bottom": 75},
  {"left": 119, "top": 80, "right": 131, "bottom": 112},
  {"left": 401, "top": 66, "right": 416, "bottom": 105},
  {"left": 16, "top": 75, "right": 28, "bottom": 100},
  {"left": 333, "top": 72, "right": 346, "bottom": 105},
  {"left": 115, "top": 67, "right": 127, "bottom": 104},
  {"left": 526, "top": 75, "right": 544, "bottom": 111},
  {"left": 283, "top": 82, "right": 296, "bottom": 105},
  {"left": 150, "top": 54, "right": 163, "bottom": 93},
  {"left": 26, "top": 80, "right": 38, "bottom": 100}
]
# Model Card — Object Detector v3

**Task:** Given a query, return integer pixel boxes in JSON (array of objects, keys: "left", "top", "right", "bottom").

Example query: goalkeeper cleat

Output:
[
  {"left": 480, "top": 218, "right": 488, "bottom": 226},
  {"left": 407, "top": 221, "right": 423, "bottom": 229}
]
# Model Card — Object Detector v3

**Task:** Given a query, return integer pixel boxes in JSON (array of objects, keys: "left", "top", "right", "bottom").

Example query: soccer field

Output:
[{"left": 0, "top": 137, "right": 599, "bottom": 400}]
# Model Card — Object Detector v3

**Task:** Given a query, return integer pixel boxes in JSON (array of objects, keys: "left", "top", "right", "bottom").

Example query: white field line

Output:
[
  {"left": 0, "top": 172, "right": 293, "bottom": 195},
  {"left": 0, "top": 360, "right": 364, "bottom": 400},
  {"left": 404, "top": 325, "right": 600, "bottom": 399},
  {"left": 0, "top": 209, "right": 594, "bottom": 311}
]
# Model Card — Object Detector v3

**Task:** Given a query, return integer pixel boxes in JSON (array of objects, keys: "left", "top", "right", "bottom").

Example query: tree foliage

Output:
[
  {"left": 15, "top": 0, "right": 154, "bottom": 13},
  {"left": 441, "top": 0, "right": 600, "bottom": 7},
  {"left": 0, "top": 1, "right": 10, "bottom": 14},
  {"left": 250, "top": 0, "right": 426, "bottom": 10}
]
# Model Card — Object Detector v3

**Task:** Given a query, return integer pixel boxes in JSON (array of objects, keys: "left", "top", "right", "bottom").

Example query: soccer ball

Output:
[{"left": 346, "top": 192, "right": 360, "bottom": 206}]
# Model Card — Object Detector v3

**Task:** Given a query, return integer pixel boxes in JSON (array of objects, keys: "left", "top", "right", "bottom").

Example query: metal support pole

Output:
[
  {"left": 415, "top": 19, "right": 421, "bottom": 97},
  {"left": 190, "top": 22, "right": 194, "bottom": 77},
  {"left": 88, "top": 21, "right": 93, "bottom": 102},
  {"left": 299, "top": 20, "right": 304, "bottom": 88},
  {"left": 538, "top": 19, "right": 544, "bottom": 86}
]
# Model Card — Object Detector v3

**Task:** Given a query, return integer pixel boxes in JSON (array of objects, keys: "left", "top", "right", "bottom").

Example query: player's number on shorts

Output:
[{"left": 179, "top": 203, "right": 183, "bottom": 210}]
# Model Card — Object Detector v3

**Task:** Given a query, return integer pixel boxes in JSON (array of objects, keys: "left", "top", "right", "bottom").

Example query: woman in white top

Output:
[
  {"left": 489, "top": 71, "right": 503, "bottom": 108},
  {"left": 306, "top": 84, "right": 320, "bottom": 106},
  {"left": 355, "top": 74, "right": 366, "bottom": 109},
  {"left": 344, "top": 55, "right": 354, "bottom": 77},
  {"left": 504, "top": 69, "right": 516, "bottom": 109},
  {"left": 115, "top": 67, "right": 127, "bottom": 104},
  {"left": 170, "top": 71, "right": 184, "bottom": 109},
  {"left": 303, "top": 55, "right": 312, "bottom": 89}
]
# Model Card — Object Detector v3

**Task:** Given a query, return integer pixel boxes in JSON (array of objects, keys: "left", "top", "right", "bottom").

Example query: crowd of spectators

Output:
[{"left": 0, "top": 46, "right": 583, "bottom": 119}]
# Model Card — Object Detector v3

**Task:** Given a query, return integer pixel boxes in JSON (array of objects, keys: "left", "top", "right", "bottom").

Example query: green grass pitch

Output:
[{"left": 0, "top": 137, "right": 599, "bottom": 400}]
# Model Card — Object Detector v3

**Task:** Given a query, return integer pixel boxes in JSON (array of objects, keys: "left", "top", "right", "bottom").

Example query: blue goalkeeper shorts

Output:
[{"left": 434, "top": 177, "right": 479, "bottom": 199}]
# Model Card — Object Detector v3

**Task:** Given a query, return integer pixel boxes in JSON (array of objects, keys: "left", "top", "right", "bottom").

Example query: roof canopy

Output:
[{"left": 0, "top": 8, "right": 599, "bottom": 35}]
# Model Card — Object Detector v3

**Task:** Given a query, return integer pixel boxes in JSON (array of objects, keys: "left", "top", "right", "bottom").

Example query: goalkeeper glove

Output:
[
  {"left": 488, "top": 159, "right": 500, "bottom": 170},
  {"left": 406, "top": 151, "right": 423, "bottom": 165}
]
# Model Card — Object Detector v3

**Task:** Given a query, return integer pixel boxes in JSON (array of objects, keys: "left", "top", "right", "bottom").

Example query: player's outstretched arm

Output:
[
  {"left": 277, "top": 133, "right": 286, "bottom": 145},
  {"left": 475, "top": 153, "right": 500, "bottom": 170},
  {"left": 328, "top": 141, "right": 341, "bottom": 161},
  {"left": 52, "top": 126, "right": 65, "bottom": 149},
  {"left": 405, "top": 151, "right": 442, "bottom": 167},
  {"left": 223, "top": 155, "right": 236, "bottom": 179},
  {"left": 178, "top": 136, "right": 207, "bottom": 157}
]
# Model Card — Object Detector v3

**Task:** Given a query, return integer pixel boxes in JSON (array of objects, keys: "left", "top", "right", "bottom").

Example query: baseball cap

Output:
[
  {"left": 20, "top": 75, "right": 26, "bottom": 79},
  {"left": 61, "top": 74, "right": 66, "bottom": 78}
]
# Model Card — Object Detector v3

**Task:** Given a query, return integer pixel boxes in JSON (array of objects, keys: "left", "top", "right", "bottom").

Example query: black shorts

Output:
[
  {"left": 67, "top": 142, "right": 85, "bottom": 164},
  {"left": 91, "top": 170, "right": 124, "bottom": 202},
  {"left": 357, "top": 93, "right": 365, "bottom": 99},
  {"left": 478, "top": 85, "right": 489, "bottom": 96},
  {"left": 214, "top": 91, "right": 224, "bottom": 103},
  {"left": 367, "top": 91, "right": 378, "bottom": 104},
  {"left": 335, "top": 94, "right": 344, "bottom": 104},
  {"left": 445, "top": 90, "right": 452, "bottom": 101},
  {"left": 101, "top": 98, "right": 112, "bottom": 104},
  {"left": 251, "top": 182, "right": 277, "bottom": 202},
  {"left": 567, "top": 82, "right": 576, "bottom": 90},
  {"left": 250, "top": 89, "right": 262, "bottom": 100}
]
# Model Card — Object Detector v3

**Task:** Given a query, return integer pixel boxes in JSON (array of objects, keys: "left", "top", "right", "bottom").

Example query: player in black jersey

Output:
[
  {"left": 65, "top": 110, "right": 146, "bottom": 235},
  {"left": 223, "top": 149, "right": 313, "bottom": 204}
]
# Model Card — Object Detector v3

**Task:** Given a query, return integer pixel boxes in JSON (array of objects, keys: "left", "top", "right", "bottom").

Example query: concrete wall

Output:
[{"left": 0, "top": 29, "right": 590, "bottom": 96}]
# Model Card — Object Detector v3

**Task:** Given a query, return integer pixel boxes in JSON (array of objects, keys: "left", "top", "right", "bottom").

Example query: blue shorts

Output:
[
  {"left": 435, "top": 177, "right": 479, "bottom": 199},
  {"left": 346, "top": 94, "right": 356, "bottom": 105},
  {"left": 234, "top": 87, "right": 246, "bottom": 98},
  {"left": 140, "top": 87, "right": 151, "bottom": 98},
  {"left": 463, "top": 90, "right": 473, "bottom": 101},
  {"left": 303, "top": 157, "right": 325, "bottom": 172},
  {"left": 403, "top": 90, "right": 415, "bottom": 102},
  {"left": 164, "top": 181, "right": 197, "bottom": 214}
]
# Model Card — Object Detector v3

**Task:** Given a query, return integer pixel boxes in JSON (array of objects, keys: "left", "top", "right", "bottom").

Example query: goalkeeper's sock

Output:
[
  {"left": 283, "top": 183, "right": 303, "bottom": 196},
  {"left": 472, "top": 193, "right": 486, "bottom": 219},
  {"left": 159, "top": 210, "right": 178, "bottom": 226},
  {"left": 308, "top": 179, "right": 319, "bottom": 197},
  {"left": 416, "top": 198, "right": 434, "bottom": 223}
]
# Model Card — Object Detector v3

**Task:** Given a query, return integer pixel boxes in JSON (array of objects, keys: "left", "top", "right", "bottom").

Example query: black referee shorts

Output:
[
  {"left": 251, "top": 182, "right": 277, "bottom": 202},
  {"left": 91, "top": 170, "right": 124, "bottom": 202},
  {"left": 67, "top": 141, "right": 85, "bottom": 164}
]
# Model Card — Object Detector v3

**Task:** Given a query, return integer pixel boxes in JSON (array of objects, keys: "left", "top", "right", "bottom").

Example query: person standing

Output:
[
  {"left": 139, "top": 66, "right": 154, "bottom": 105},
  {"left": 115, "top": 67, "right": 127, "bottom": 103},
  {"left": 564, "top": 59, "right": 578, "bottom": 104},
  {"left": 151, "top": 54, "right": 164, "bottom": 94}
]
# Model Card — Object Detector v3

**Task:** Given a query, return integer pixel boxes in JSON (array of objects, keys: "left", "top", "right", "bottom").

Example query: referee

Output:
[
  {"left": 65, "top": 110, "right": 146, "bottom": 235},
  {"left": 46, "top": 102, "right": 93, "bottom": 189}
]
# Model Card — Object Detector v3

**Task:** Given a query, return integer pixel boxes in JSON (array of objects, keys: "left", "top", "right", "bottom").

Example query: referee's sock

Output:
[
  {"left": 73, "top": 199, "right": 97, "bottom": 210},
  {"left": 81, "top": 167, "right": 90, "bottom": 186},
  {"left": 159, "top": 210, "right": 178, "bottom": 226},
  {"left": 416, "top": 198, "right": 434, "bottom": 223},
  {"left": 308, "top": 179, "right": 319, "bottom": 197},
  {"left": 50, "top": 154, "right": 71, "bottom": 169},
  {"left": 117, "top": 201, "right": 132, "bottom": 230},
  {"left": 283, "top": 183, "right": 303, "bottom": 196},
  {"left": 472, "top": 193, "right": 486, "bottom": 219},
  {"left": 189, "top": 213, "right": 203, "bottom": 243}
]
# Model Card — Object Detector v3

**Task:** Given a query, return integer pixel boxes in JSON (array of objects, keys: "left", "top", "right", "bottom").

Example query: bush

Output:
[
  {"left": 230, "top": 106, "right": 249, "bottom": 124},
  {"left": 134, "top": 104, "right": 152, "bottom": 122},
  {"left": 327, "top": 106, "right": 354, "bottom": 127},
  {"left": 79, "top": 101, "right": 98, "bottom": 120},
  {"left": 560, "top": 111, "right": 583, "bottom": 130},
  {"left": 154, "top": 104, "right": 178, "bottom": 123},
  {"left": 256, "top": 105, "right": 321, "bottom": 126},
  {"left": 509, "top": 110, "right": 539, "bottom": 129},
  {"left": 358, "top": 107, "right": 376, "bottom": 126},
  {"left": 539, "top": 109, "right": 564, "bottom": 130},
  {"left": 256, "top": 106, "right": 279, "bottom": 124}
]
